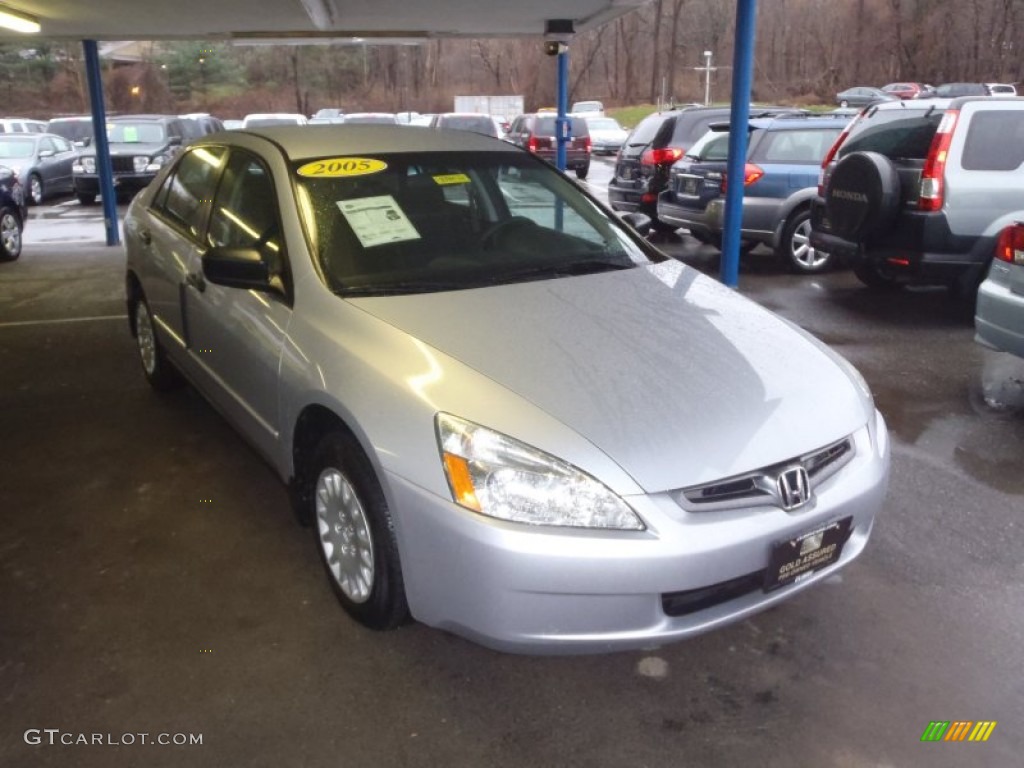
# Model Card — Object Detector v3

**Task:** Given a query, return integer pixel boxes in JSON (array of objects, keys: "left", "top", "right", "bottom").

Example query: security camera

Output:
[{"left": 544, "top": 40, "right": 568, "bottom": 56}]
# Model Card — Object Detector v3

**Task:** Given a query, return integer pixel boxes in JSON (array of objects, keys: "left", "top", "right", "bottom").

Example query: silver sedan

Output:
[{"left": 123, "top": 126, "right": 889, "bottom": 653}]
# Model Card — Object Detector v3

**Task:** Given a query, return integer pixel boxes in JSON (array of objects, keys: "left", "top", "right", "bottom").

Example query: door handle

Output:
[
  {"left": 185, "top": 272, "right": 206, "bottom": 293},
  {"left": 139, "top": 229, "right": 152, "bottom": 245}
]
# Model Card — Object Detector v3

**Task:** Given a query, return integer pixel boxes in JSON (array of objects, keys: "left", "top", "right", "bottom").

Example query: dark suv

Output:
[
  {"left": 505, "top": 114, "right": 591, "bottom": 179},
  {"left": 609, "top": 105, "right": 800, "bottom": 230},
  {"left": 657, "top": 113, "right": 850, "bottom": 272},
  {"left": 72, "top": 115, "right": 189, "bottom": 204},
  {"left": 810, "top": 97, "right": 1024, "bottom": 291}
]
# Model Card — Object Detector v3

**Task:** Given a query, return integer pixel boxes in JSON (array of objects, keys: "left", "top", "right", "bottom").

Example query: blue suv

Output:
[{"left": 656, "top": 113, "right": 852, "bottom": 273}]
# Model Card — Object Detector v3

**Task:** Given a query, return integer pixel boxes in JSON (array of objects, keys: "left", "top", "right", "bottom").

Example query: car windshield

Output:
[
  {"left": 294, "top": 151, "right": 657, "bottom": 296},
  {"left": 0, "top": 139, "right": 35, "bottom": 158},
  {"left": 108, "top": 122, "right": 166, "bottom": 143}
]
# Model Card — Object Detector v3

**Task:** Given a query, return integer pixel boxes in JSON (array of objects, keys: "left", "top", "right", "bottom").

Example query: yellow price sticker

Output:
[
  {"left": 432, "top": 173, "right": 471, "bottom": 186},
  {"left": 297, "top": 158, "right": 388, "bottom": 178}
]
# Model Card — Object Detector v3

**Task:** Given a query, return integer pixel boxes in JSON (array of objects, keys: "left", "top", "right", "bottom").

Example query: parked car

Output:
[
  {"left": 835, "top": 87, "right": 899, "bottom": 108},
  {"left": 0, "top": 132, "right": 78, "bottom": 204},
  {"left": 342, "top": 113, "right": 398, "bottom": 125},
  {"left": 506, "top": 113, "right": 591, "bottom": 178},
  {"left": 881, "top": 82, "right": 927, "bottom": 100},
  {"left": 931, "top": 83, "right": 990, "bottom": 98},
  {"left": 811, "top": 96, "right": 1024, "bottom": 291},
  {"left": 312, "top": 108, "right": 344, "bottom": 120},
  {"left": 609, "top": 105, "right": 800, "bottom": 230},
  {"left": 46, "top": 115, "right": 95, "bottom": 146},
  {"left": 429, "top": 112, "right": 505, "bottom": 138},
  {"left": 0, "top": 164, "right": 25, "bottom": 261},
  {"left": 72, "top": 114, "right": 190, "bottom": 205},
  {"left": 180, "top": 113, "right": 225, "bottom": 136},
  {"left": 122, "top": 124, "right": 889, "bottom": 653},
  {"left": 584, "top": 116, "right": 628, "bottom": 155},
  {"left": 570, "top": 100, "right": 605, "bottom": 118},
  {"left": 657, "top": 113, "right": 850, "bottom": 272},
  {"left": 986, "top": 83, "right": 1018, "bottom": 98},
  {"left": 975, "top": 222, "right": 1024, "bottom": 358},
  {"left": 0, "top": 117, "right": 47, "bottom": 134},
  {"left": 242, "top": 113, "right": 308, "bottom": 128}
]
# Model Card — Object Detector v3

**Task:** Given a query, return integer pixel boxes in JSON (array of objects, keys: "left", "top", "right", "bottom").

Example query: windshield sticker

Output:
[
  {"left": 337, "top": 195, "right": 420, "bottom": 248},
  {"left": 298, "top": 158, "right": 387, "bottom": 178},
  {"left": 122, "top": 126, "right": 139, "bottom": 143},
  {"left": 432, "top": 173, "right": 471, "bottom": 186}
]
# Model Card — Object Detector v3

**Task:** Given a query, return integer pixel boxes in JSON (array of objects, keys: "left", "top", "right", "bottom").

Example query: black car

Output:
[
  {"left": 608, "top": 105, "right": 800, "bottom": 230},
  {"left": 0, "top": 164, "right": 26, "bottom": 261},
  {"left": 72, "top": 115, "right": 190, "bottom": 205}
]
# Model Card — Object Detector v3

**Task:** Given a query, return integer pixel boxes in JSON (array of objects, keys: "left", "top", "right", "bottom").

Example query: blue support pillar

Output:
[
  {"left": 82, "top": 40, "right": 120, "bottom": 246},
  {"left": 719, "top": 0, "right": 758, "bottom": 288},
  {"left": 555, "top": 48, "right": 570, "bottom": 172}
]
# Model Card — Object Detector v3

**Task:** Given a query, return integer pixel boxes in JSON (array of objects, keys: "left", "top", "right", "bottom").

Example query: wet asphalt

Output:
[{"left": 1, "top": 176, "right": 1022, "bottom": 767}]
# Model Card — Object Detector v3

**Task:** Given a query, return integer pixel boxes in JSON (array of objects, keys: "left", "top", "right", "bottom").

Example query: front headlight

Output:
[
  {"left": 79, "top": 157, "right": 96, "bottom": 174},
  {"left": 144, "top": 153, "right": 171, "bottom": 172},
  {"left": 133, "top": 155, "right": 150, "bottom": 173},
  {"left": 436, "top": 413, "right": 644, "bottom": 530}
]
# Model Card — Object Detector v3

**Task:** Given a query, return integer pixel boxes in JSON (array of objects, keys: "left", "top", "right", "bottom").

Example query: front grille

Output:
[
  {"left": 677, "top": 436, "right": 854, "bottom": 513},
  {"left": 662, "top": 569, "right": 764, "bottom": 617},
  {"left": 111, "top": 156, "right": 137, "bottom": 173}
]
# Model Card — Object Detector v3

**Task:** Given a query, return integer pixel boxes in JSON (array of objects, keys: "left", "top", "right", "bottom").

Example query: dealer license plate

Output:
[{"left": 763, "top": 517, "right": 853, "bottom": 592}]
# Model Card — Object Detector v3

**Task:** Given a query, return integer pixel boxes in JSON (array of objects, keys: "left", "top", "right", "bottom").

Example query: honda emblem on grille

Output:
[{"left": 777, "top": 466, "right": 811, "bottom": 510}]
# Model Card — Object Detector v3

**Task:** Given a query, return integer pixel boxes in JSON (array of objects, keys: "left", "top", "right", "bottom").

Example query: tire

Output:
[
  {"left": 0, "top": 205, "right": 22, "bottom": 262},
  {"left": 824, "top": 151, "right": 900, "bottom": 241},
  {"left": 77, "top": 192, "right": 96, "bottom": 206},
  {"left": 132, "top": 296, "right": 184, "bottom": 390},
  {"left": 839, "top": 99, "right": 849, "bottom": 108},
  {"left": 853, "top": 260, "right": 901, "bottom": 289},
  {"left": 778, "top": 209, "right": 832, "bottom": 273},
  {"left": 575, "top": 163, "right": 589, "bottom": 180},
  {"left": 310, "top": 432, "right": 409, "bottom": 630},
  {"left": 28, "top": 174, "right": 43, "bottom": 205}
]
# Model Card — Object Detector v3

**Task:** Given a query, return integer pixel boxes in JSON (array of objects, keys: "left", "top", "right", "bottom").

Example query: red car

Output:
[{"left": 881, "top": 82, "right": 926, "bottom": 100}]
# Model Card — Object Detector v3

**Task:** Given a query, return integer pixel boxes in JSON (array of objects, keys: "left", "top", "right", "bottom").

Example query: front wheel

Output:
[
  {"left": 0, "top": 206, "right": 22, "bottom": 261},
  {"left": 133, "top": 296, "right": 183, "bottom": 390},
  {"left": 28, "top": 174, "right": 44, "bottom": 205},
  {"left": 310, "top": 433, "right": 409, "bottom": 630},
  {"left": 778, "top": 209, "right": 831, "bottom": 273}
]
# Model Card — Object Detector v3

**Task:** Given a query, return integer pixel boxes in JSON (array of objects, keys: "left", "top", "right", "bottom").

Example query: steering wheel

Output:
[{"left": 480, "top": 216, "right": 536, "bottom": 248}]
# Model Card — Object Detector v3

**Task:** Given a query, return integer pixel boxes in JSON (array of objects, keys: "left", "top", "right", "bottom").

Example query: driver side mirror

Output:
[
  {"left": 202, "top": 246, "right": 279, "bottom": 294},
  {"left": 39, "top": 149, "right": 55, "bottom": 159},
  {"left": 620, "top": 212, "right": 652, "bottom": 237}
]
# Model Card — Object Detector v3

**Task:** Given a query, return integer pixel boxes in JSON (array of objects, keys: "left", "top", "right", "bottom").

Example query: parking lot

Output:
[{"left": 2, "top": 161, "right": 1022, "bottom": 766}]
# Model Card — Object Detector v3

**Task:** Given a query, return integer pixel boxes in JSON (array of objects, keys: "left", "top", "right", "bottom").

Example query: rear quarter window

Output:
[
  {"left": 626, "top": 114, "right": 674, "bottom": 146},
  {"left": 751, "top": 128, "right": 843, "bottom": 164},
  {"left": 961, "top": 111, "right": 1024, "bottom": 171}
]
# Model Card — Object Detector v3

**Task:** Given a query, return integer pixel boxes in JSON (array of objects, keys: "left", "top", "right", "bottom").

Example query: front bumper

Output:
[
  {"left": 386, "top": 411, "right": 889, "bottom": 654},
  {"left": 74, "top": 172, "right": 157, "bottom": 196}
]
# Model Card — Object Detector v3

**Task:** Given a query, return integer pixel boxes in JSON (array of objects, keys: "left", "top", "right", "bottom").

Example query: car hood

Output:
[{"left": 349, "top": 260, "right": 871, "bottom": 492}]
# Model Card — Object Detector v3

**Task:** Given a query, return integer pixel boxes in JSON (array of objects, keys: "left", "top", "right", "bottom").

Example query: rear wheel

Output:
[
  {"left": 0, "top": 206, "right": 22, "bottom": 261},
  {"left": 853, "top": 261, "right": 901, "bottom": 289},
  {"left": 778, "top": 209, "right": 831, "bottom": 273},
  {"left": 575, "top": 163, "right": 590, "bottom": 180},
  {"left": 310, "top": 433, "right": 409, "bottom": 630}
]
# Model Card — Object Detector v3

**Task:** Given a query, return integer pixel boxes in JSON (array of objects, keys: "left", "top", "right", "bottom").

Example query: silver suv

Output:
[{"left": 810, "top": 97, "right": 1024, "bottom": 291}]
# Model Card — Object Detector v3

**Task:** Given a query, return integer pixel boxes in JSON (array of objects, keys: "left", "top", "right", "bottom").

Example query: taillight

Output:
[
  {"left": 527, "top": 136, "right": 538, "bottom": 153},
  {"left": 583, "top": 136, "right": 592, "bottom": 153},
  {"left": 641, "top": 147, "right": 684, "bottom": 166},
  {"left": 995, "top": 223, "right": 1024, "bottom": 264},
  {"left": 818, "top": 120, "right": 856, "bottom": 195},
  {"left": 721, "top": 163, "right": 764, "bottom": 192},
  {"left": 919, "top": 109, "right": 959, "bottom": 212}
]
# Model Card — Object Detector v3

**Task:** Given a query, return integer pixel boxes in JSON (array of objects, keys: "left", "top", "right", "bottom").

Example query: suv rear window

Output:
[
  {"left": 961, "top": 111, "right": 1024, "bottom": 171},
  {"left": 838, "top": 110, "right": 942, "bottom": 160},
  {"left": 626, "top": 113, "right": 673, "bottom": 146},
  {"left": 751, "top": 127, "right": 843, "bottom": 163},
  {"left": 439, "top": 115, "right": 497, "bottom": 136},
  {"left": 534, "top": 117, "right": 588, "bottom": 136}
]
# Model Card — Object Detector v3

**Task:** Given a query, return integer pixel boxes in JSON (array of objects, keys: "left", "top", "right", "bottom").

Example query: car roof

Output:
[{"left": 232, "top": 124, "right": 517, "bottom": 160}]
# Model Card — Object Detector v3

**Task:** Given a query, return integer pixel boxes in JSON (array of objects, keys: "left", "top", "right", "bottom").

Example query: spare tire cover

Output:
[{"left": 824, "top": 151, "right": 901, "bottom": 241}]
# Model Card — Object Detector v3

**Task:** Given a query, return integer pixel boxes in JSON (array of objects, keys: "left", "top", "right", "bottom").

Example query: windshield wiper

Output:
[
  {"left": 340, "top": 281, "right": 468, "bottom": 297},
  {"left": 491, "top": 258, "right": 634, "bottom": 284}
]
